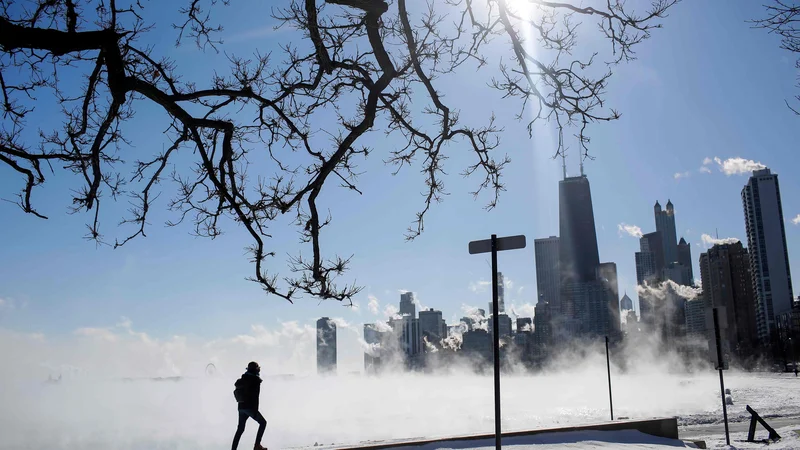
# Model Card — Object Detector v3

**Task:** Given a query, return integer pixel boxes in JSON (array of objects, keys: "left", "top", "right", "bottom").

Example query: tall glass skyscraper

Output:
[
  {"left": 316, "top": 317, "right": 337, "bottom": 374},
  {"left": 558, "top": 175, "right": 600, "bottom": 285},
  {"left": 654, "top": 200, "right": 678, "bottom": 266},
  {"left": 742, "top": 168, "right": 794, "bottom": 345}
]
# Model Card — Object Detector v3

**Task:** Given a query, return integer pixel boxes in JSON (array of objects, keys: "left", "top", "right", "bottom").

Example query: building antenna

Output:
[
  {"left": 716, "top": 228, "right": 719, "bottom": 239},
  {"left": 579, "top": 153, "right": 585, "bottom": 177},
  {"left": 561, "top": 150, "right": 567, "bottom": 180}
]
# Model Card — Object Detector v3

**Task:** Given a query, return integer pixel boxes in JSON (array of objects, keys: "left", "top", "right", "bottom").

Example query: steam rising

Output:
[{"left": 3, "top": 316, "right": 797, "bottom": 450}]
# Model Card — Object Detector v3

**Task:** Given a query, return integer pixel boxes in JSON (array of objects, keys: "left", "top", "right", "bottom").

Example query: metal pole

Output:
[
  {"left": 491, "top": 234, "right": 501, "bottom": 450},
  {"left": 713, "top": 308, "right": 730, "bottom": 445},
  {"left": 605, "top": 335, "right": 613, "bottom": 421}
]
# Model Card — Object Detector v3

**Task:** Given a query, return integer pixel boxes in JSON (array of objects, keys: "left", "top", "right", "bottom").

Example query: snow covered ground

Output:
[
  {"left": 694, "top": 426, "right": 800, "bottom": 449},
  {"left": 1, "top": 371, "right": 799, "bottom": 449}
]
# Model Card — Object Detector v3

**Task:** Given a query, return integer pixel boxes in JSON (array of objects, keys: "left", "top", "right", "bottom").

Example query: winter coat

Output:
[{"left": 234, "top": 371, "right": 261, "bottom": 410}]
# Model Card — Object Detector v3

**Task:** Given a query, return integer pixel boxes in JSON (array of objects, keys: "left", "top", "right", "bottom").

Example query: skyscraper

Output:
[
  {"left": 562, "top": 279, "right": 617, "bottom": 337},
  {"left": 316, "top": 317, "right": 337, "bottom": 374},
  {"left": 742, "top": 168, "right": 794, "bottom": 344},
  {"left": 559, "top": 176, "right": 600, "bottom": 286},
  {"left": 620, "top": 293, "right": 634, "bottom": 311},
  {"left": 534, "top": 302, "right": 553, "bottom": 347},
  {"left": 699, "top": 241, "right": 758, "bottom": 355},
  {"left": 516, "top": 317, "right": 533, "bottom": 333},
  {"left": 684, "top": 298, "right": 706, "bottom": 337},
  {"left": 535, "top": 236, "right": 560, "bottom": 305},
  {"left": 390, "top": 315, "right": 422, "bottom": 363},
  {"left": 598, "top": 262, "right": 621, "bottom": 337},
  {"left": 678, "top": 237, "right": 694, "bottom": 284},
  {"left": 419, "top": 308, "right": 445, "bottom": 348},
  {"left": 559, "top": 175, "right": 600, "bottom": 330},
  {"left": 399, "top": 291, "right": 416, "bottom": 318},
  {"left": 636, "top": 231, "right": 664, "bottom": 285},
  {"left": 488, "top": 272, "right": 506, "bottom": 314},
  {"left": 488, "top": 313, "right": 513, "bottom": 337},
  {"left": 654, "top": 200, "right": 678, "bottom": 266},
  {"left": 499, "top": 272, "right": 505, "bottom": 313}
]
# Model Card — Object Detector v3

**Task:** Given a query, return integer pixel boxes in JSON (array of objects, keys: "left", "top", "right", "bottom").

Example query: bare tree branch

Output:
[{"left": 0, "top": 0, "right": 678, "bottom": 303}]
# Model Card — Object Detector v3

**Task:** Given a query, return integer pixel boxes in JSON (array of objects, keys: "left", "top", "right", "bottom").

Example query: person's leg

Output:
[
  {"left": 231, "top": 410, "right": 248, "bottom": 450},
  {"left": 253, "top": 411, "right": 267, "bottom": 447}
]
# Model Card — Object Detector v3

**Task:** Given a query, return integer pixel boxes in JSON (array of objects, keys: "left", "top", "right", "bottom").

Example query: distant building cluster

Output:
[
  {"left": 314, "top": 167, "right": 798, "bottom": 374},
  {"left": 631, "top": 168, "right": 797, "bottom": 367}
]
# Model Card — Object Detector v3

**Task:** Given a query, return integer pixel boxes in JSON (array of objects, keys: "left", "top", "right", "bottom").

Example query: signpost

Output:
[
  {"left": 605, "top": 335, "right": 614, "bottom": 421},
  {"left": 469, "top": 234, "right": 526, "bottom": 450},
  {"left": 712, "top": 307, "right": 730, "bottom": 446}
]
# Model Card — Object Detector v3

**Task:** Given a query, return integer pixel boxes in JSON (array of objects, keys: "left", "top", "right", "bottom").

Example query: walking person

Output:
[{"left": 232, "top": 361, "right": 268, "bottom": 450}]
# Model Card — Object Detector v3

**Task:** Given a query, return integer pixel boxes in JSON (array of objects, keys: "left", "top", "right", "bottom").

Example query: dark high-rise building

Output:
[
  {"left": 419, "top": 308, "right": 445, "bottom": 348},
  {"left": 678, "top": 237, "right": 694, "bottom": 284},
  {"left": 742, "top": 168, "right": 795, "bottom": 345},
  {"left": 654, "top": 200, "right": 679, "bottom": 266},
  {"left": 559, "top": 176, "right": 600, "bottom": 286},
  {"left": 399, "top": 291, "right": 416, "bottom": 318},
  {"left": 598, "top": 262, "right": 621, "bottom": 337},
  {"left": 390, "top": 315, "right": 422, "bottom": 367},
  {"left": 637, "top": 231, "right": 665, "bottom": 284},
  {"left": 488, "top": 313, "right": 513, "bottom": 338},
  {"left": 516, "top": 317, "right": 533, "bottom": 333},
  {"left": 488, "top": 272, "right": 507, "bottom": 314},
  {"left": 534, "top": 302, "right": 553, "bottom": 347},
  {"left": 700, "top": 242, "right": 759, "bottom": 357},
  {"left": 498, "top": 272, "right": 506, "bottom": 314},
  {"left": 620, "top": 293, "right": 634, "bottom": 311},
  {"left": 535, "top": 236, "right": 560, "bottom": 305},
  {"left": 461, "top": 329, "right": 492, "bottom": 361},
  {"left": 563, "top": 279, "right": 617, "bottom": 337},
  {"left": 316, "top": 317, "right": 337, "bottom": 374}
]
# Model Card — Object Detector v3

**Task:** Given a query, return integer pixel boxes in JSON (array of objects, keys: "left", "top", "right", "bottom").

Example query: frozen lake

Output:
[{"left": 2, "top": 370, "right": 799, "bottom": 449}]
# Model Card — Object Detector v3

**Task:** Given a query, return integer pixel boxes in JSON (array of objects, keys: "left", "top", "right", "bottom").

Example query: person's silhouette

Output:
[{"left": 231, "top": 361, "right": 268, "bottom": 450}]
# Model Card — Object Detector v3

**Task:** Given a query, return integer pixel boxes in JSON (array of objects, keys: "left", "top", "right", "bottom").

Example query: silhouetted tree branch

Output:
[
  {"left": 753, "top": 1, "right": 800, "bottom": 115},
  {"left": 0, "top": 0, "right": 677, "bottom": 303}
]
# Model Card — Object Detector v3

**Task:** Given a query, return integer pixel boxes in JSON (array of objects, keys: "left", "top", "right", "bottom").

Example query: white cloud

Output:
[
  {"left": 367, "top": 295, "right": 380, "bottom": 315},
  {"left": 792, "top": 215, "right": 800, "bottom": 225},
  {"left": 700, "top": 233, "right": 740, "bottom": 248},
  {"left": 718, "top": 157, "right": 766, "bottom": 175},
  {"left": 673, "top": 171, "right": 690, "bottom": 180},
  {"left": 383, "top": 304, "right": 400, "bottom": 319},
  {"left": 468, "top": 280, "right": 491, "bottom": 294},
  {"left": 74, "top": 327, "right": 119, "bottom": 343},
  {"left": 617, "top": 223, "right": 643, "bottom": 238},
  {"left": 701, "top": 156, "right": 766, "bottom": 176}
]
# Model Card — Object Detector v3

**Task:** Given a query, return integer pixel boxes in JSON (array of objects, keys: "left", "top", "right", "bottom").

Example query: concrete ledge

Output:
[{"left": 335, "top": 417, "right": 679, "bottom": 449}]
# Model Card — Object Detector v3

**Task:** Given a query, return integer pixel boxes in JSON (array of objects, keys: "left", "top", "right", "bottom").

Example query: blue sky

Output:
[{"left": 1, "top": 0, "right": 799, "bottom": 353}]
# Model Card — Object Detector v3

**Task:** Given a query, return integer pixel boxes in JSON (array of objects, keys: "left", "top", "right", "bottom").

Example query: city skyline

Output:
[{"left": 1, "top": 1, "right": 799, "bottom": 378}]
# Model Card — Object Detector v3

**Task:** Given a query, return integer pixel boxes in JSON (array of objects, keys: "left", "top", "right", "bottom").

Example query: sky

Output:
[{"left": 1, "top": 1, "right": 800, "bottom": 376}]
